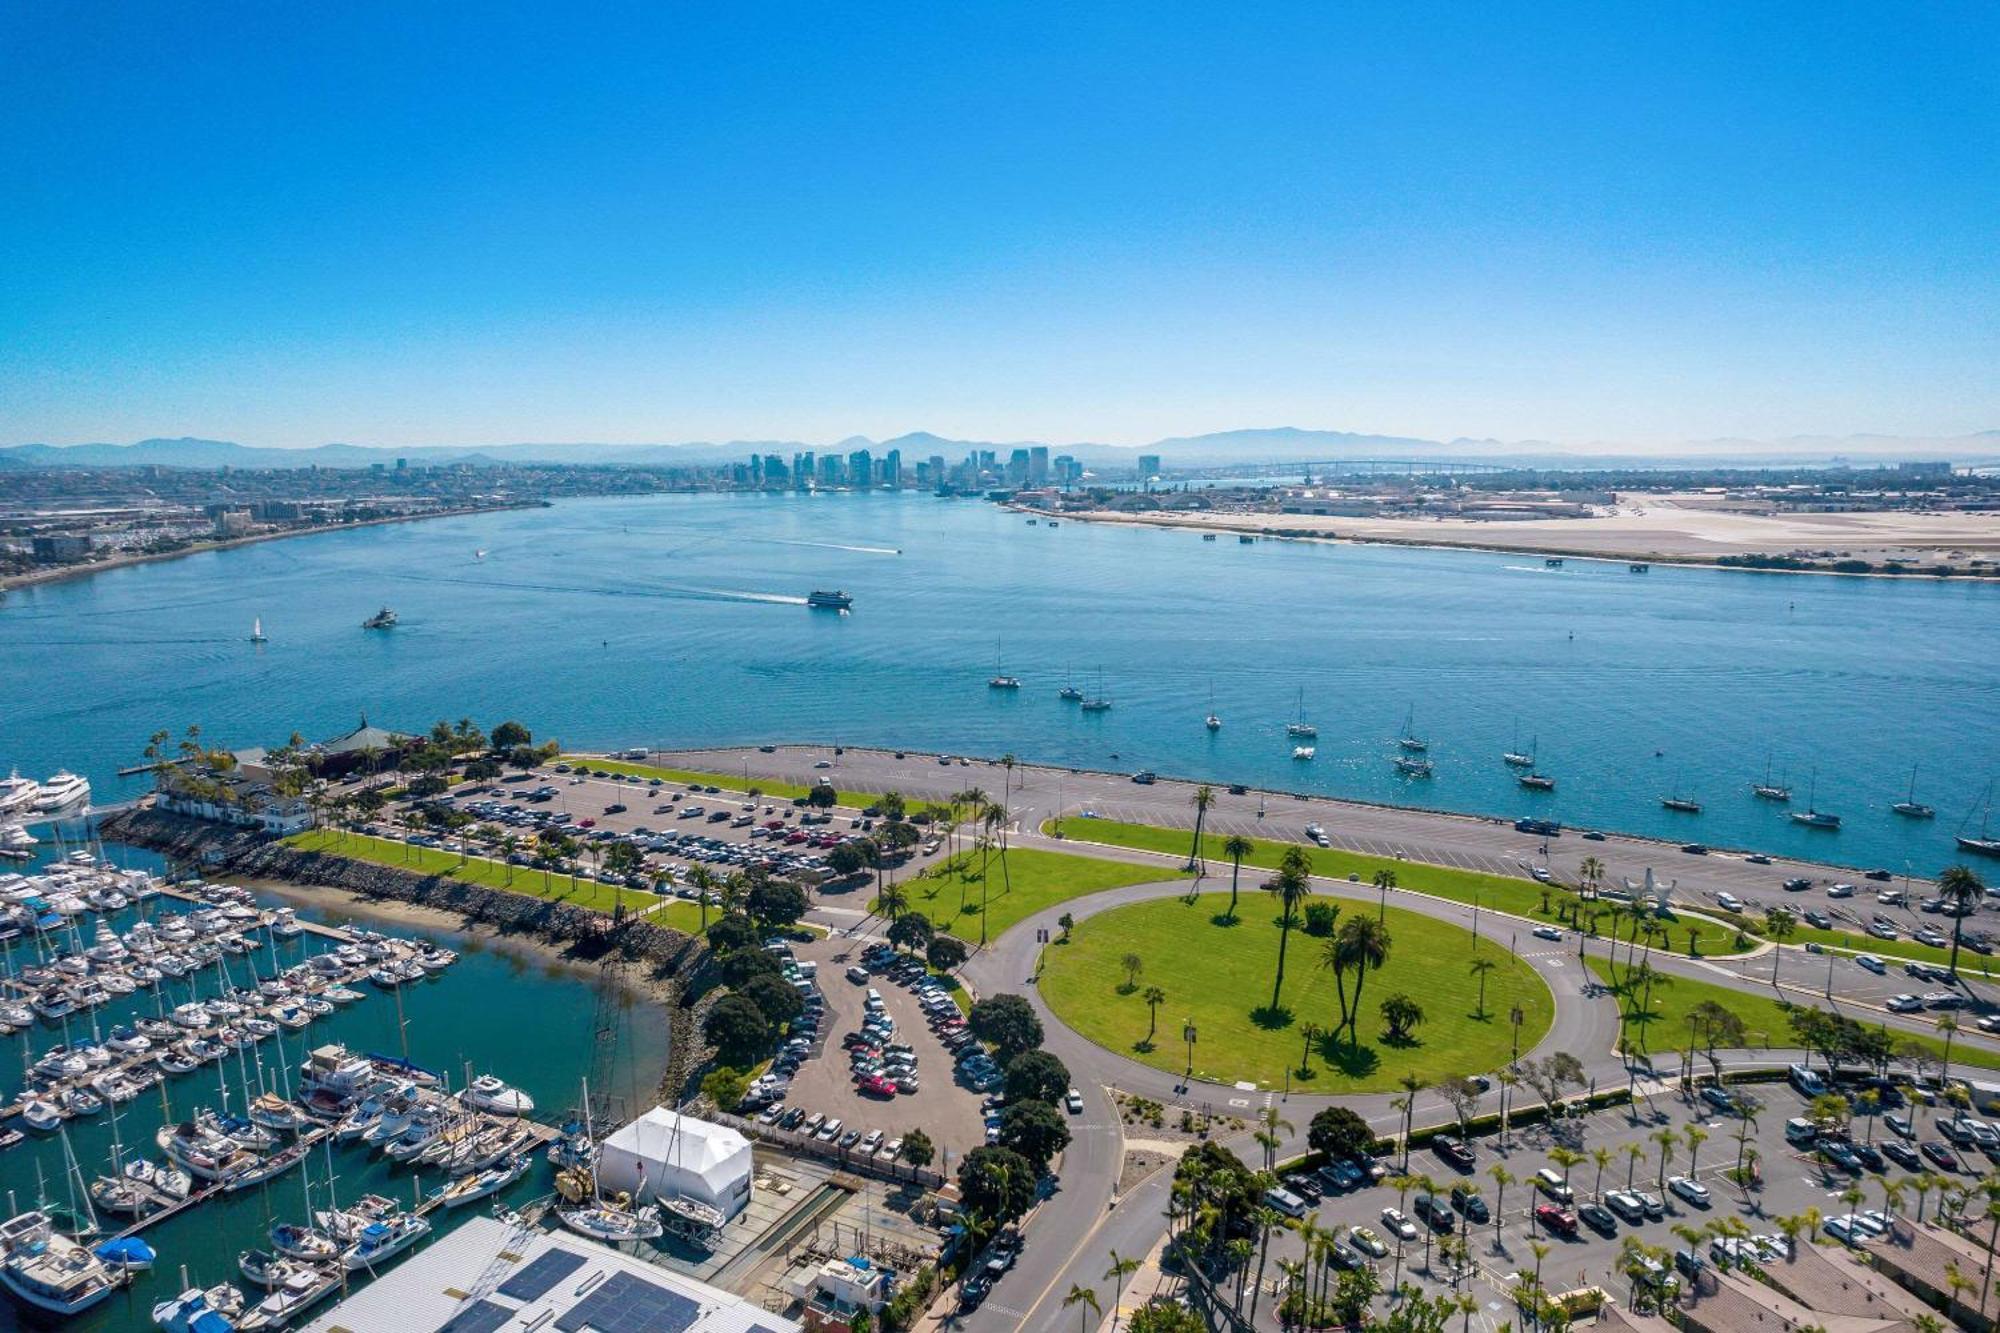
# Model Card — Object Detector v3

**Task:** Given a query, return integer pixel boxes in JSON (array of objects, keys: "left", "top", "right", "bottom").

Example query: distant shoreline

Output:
[
  {"left": 0, "top": 500, "right": 538, "bottom": 593},
  {"left": 1020, "top": 505, "right": 2000, "bottom": 582}
]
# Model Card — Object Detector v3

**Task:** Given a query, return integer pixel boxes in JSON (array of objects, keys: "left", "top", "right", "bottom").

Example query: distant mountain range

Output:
[{"left": 2, "top": 428, "right": 1995, "bottom": 472}]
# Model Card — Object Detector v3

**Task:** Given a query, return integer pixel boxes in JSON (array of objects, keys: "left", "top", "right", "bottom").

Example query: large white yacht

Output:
[
  {"left": 0, "top": 1210, "right": 126, "bottom": 1315},
  {"left": 0, "top": 772, "right": 39, "bottom": 815},
  {"left": 34, "top": 772, "right": 90, "bottom": 811}
]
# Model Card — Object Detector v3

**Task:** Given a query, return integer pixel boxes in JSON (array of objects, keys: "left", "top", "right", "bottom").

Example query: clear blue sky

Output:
[{"left": 3, "top": 3, "right": 1995, "bottom": 449}]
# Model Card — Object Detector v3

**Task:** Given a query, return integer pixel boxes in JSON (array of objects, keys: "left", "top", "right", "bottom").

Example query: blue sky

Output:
[{"left": 2, "top": 3, "right": 1995, "bottom": 449}]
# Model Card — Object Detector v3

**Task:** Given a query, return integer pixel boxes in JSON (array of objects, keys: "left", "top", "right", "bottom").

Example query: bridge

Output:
[{"left": 1163, "top": 457, "right": 1512, "bottom": 481}]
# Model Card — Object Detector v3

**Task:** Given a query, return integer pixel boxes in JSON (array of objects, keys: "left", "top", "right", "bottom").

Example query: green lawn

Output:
[
  {"left": 1039, "top": 893, "right": 1554, "bottom": 1091},
  {"left": 1580, "top": 956, "right": 2000, "bottom": 1072},
  {"left": 889, "top": 847, "right": 1185, "bottom": 940},
  {"left": 285, "top": 828, "right": 647, "bottom": 917},
  {"left": 1053, "top": 818, "right": 1748, "bottom": 956}
]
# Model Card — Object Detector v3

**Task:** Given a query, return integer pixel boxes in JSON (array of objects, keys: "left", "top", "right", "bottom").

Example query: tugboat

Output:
[
  {"left": 806, "top": 589, "right": 852, "bottom": 610},
  {"left": 361, "top": 607, "right": 397, "bottom": 630}
]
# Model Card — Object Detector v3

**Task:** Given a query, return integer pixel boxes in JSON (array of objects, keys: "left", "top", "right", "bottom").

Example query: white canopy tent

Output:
[{"left": 596, "top": 1107, "right": 754, "bottom": 1222}]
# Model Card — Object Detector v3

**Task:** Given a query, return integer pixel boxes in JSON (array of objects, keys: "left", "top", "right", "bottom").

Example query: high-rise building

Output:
[
  {"left": 762, "top": 454, "right": 788, "bottom": 484},
  {"left": 848, "top": 449, "right": 872, "bottom": 489},
  {"left": 1007, "top": 448, "right": 1031, "bottom": 485},
  {"left": 1137, "top": 454, "right": 1162, "bottom": 478},
  {"left": 819, "top": 454, "right": 842, "bottom": 487},
  {"left": 1054, "top": 454, "right": 1080, "bottom": 484},
  {"left": 883, "top": 449, "right": 902, "bottom": 489},
  {"left": 1029, "top": 446, "right": 1049, "bottom": 484}
]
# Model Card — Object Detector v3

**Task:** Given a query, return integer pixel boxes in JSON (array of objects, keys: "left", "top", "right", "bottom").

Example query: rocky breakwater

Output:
[{"left": 99, "top": 806, "right": 721, "bottom": 1098}]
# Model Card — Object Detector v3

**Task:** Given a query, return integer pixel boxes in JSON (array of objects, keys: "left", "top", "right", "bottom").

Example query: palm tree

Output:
[
  {"left": 1591, "top": 1147, "right": 1613, "bottom": 1200},
  {"left": 1187, "top": 785, "right": 1214, "bottom": 873},
  {"left": 1101, "top": 1250, "right": 1140, "bottom": 1333},
  {"left": 1549, "top": 1146, "right": 1584, "bottom": 1193},
  {"left": 1938, "top": 1014, "right": 1961, "bottom": 1086},
  {"left": 687, "top": 864, "right": 717, "bottom": 932},
  {"left": 1395, "top": 1074, "right": 1427, "bottom": 1169},
  {"left": 1264, "top": 847, "right": 1314, "bottom": 1013},
  {"left": 877, "top": 880, "right": 908, "bottom": 923},
  {"left": 1336, "top": 914, "right": 1392, "bottom": 1046},
  {"left": 1487, "top": 1164, "right": 1514, "bottom": 1249},
  {"left": 1685, "top": 1125, "right": 1710, "bottom": 1177},
  {"left": 1652, "top": 1128, "right": 1677, "bottom": 1188},
  {"left": 1222, "top": 835, "right": 1254, "bottom": 921},
  {"left": 1527, "top": 1239, "right": 1551, "bottom": 1310},
  {"left": 1469, "top": 957, "right": 1496, "bottom": 1018},
  {"left": 1942, "top": 866, "right": 1987, "bottom": 978},
  {"left": 1256, "top": 1106, "right": 1295, "bottom": 1171},
  {"left": 1061, "top": 1283, "right": 1099, "bottom": 1333},
  {"left": 1142, "top": 986, "right": 1166, "bottom": 1049},
  {"left": 1372, "top": 866, "right": 1397, "bottom": 921}
]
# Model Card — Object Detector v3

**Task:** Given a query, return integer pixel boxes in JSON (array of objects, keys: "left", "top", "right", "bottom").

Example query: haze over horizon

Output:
[{"left": 3, "top": 5, "right": 1995, "bottom": 452}]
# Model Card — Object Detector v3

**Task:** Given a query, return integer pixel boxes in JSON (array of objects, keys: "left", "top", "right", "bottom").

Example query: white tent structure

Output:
[{"left": 596, "top": 1107, "right": 754, "bottom": 1222}]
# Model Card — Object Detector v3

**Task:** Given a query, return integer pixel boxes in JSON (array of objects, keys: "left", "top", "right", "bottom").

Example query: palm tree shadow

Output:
[
  {"left": 1316, "top": 1040, "right": 1381, "bottom": 1079},
  {"left": 1250, "top": 1005, "right": 1294, "bottom": 1030},
  {"left": 1209, "top": 913, "right": 1240, "bottom": 928}
]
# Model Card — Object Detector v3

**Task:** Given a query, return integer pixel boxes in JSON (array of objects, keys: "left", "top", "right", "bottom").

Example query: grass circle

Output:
[{"left": 1038, "top": 892, "right": 1556, "bottom": 1091}]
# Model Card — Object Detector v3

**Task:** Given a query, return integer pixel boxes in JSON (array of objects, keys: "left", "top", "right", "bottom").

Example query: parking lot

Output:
[
  {"left": 740, "top": 933, "right": 990, "bottom": 1161},
  {"left": 1254, "top": 1071, "right": 1999, "bottom": 1326}
]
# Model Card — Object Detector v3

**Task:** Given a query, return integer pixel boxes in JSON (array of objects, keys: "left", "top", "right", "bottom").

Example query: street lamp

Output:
[
  {"left": 1183, "top": 1021, "right": 1198, "bottom": 1089},
  {"left": 1510, "top": 1004, "right": 1525, "bottom": 1063}
]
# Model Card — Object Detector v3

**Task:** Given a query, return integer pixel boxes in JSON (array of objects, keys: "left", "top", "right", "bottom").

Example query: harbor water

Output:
[
  {"left": 0, "top": 491, "right": 1996, "bottom": 874},
  {"left": 0, "top": 843, "right": 669, "bottom": 1332}
]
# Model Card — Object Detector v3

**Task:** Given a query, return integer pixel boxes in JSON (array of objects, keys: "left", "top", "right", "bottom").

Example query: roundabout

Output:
[{"left": 1036, "top": 891, "right": 1556, "bottom": 1091}]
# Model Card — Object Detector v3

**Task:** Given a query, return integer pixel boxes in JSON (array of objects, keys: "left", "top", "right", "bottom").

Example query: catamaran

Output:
[
  {"left": 1285, "top": 688, "right": 1316, "bottom": 738},
  {"left": 1892, "top": 765, "right": 1935, "bottom": 819},
  {"left": 1396, "top": 705, "right": 1427, "bottom": 752}
]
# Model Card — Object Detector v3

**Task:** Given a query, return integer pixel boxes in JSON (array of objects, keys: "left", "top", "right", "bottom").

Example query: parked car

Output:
[
  {"left": 1668, "top": 1176, "right": 1711, "bottom": 1208},
  {"left": 1411, "top": 1195, "right": 1455, "bottom": 1233},
  {"left": 1534, "top": 1204, "right": 1578, "bottom": 1235},
  {"left": 1449, "top": 1186, "right": 1488, "bottom": 1223},
  {"left": 1380, "top": 1208, "right": 1418, "bottom": 1242},
  {"left": 1432, "top": 1136, "right": 1476, "bottom": 1170},
  {"left": 1578, "top": 1202, "right": 1617, "bottom": 1236},
  {"left": 1605, "top": 1191, "right": 1646, "bottom": 1223},
  {"left": 1347, "top": 1226, "right": 1389, "bottom": 1258}
]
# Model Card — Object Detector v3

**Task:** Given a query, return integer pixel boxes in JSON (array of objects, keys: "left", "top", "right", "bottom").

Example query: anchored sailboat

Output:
[
  {"left": 1957, "top": 783, "right": 2000, "bottom": 858},
  {"left": 1397, "top": 705, "right": 1428, "bottom": 752},
  {"left": 1788, "top": 768, "right": 1840, "bottom": 829},
  {"left": 1751, "top": 752, "right": 1790, "bottom": 802},
  {"left": 1204, "top": 683, "right": 1221, "bottom": 732},
  {"left": 1892, "top": 765, "right": 1935, "bottom": 819},
  {"left": 1503, "top": 723, "right": 1533, "bottom": 768},
  {"left": 1079, "top": 667, "right": 1111, "bottom": 713},
  {"left": 1660, "top": 768, "right": 1701, "bottom": 814},
  {"left": 248, "top": 617, "right": 267, "bottom": 644},
  {"left": 986, "top": 641, "right": 1020, "bottom": 690},
  {"left": 1058, "top": 667, "right": 1083, "bottom": 702},
  {"left": 1285, "top": 688, "right": 1316, "bottom": 739}
]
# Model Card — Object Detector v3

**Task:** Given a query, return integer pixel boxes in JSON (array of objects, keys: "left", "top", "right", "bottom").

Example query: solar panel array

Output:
[
  {"left": 497, "top": 1247, "right": 589, "bottom": 1302},
  {"left": 553, "top": 1271, "right": 700, "bottom": 1333},
  {"left": 437, "top": 1298, "right": 515, "bottom": 1333}
]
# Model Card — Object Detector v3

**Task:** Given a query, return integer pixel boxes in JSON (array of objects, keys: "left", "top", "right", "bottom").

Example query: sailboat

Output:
[
  {"left": 248, "top": 617, "right": 267, "bottom": 644},
  {"left": 1515, "top": 736, "right": 1553, "bottom": 789},
  {"left": 1751, "top": 752, "right": 1791, "bottom": 802},
  {"left": 1892, "top": 765, "right": 1935, "bottom": 819},
  {"left": 1397, "top": 705, "right": 1428, "bottom": 752},
  {"left": 1079, "top": 668, "right": 1111, "bottom": 713},
  {"left": 557, "top": 1078, "right": 661, "bottom": 1242},
  {"left": 1957, "top": 783, "right": 2000, "bottom": 858},
  {"left": 1788, "top": 768, "right": 1840, "bottom": 829},
  {"left": 1058, "top": 667, "right": 1083, "bottom": 702},
  {"left": 986, "top": 641, "right": 1021, "bottom": 690},
  {"left": 1204, "top": 683, "right": 1221, "bottom": 732},
  {"left": 1503, "top": 723, "right": 1533, "bottom": 768},
  {"left": 1285, "top": 688, "right": 1316, "bottom": 739},
  {"left": 1392, "top": 753, "right": 1433, "bottom": 778},
  {"left": 1660, "top": 770, "right": 1702, "bottom": 814}
]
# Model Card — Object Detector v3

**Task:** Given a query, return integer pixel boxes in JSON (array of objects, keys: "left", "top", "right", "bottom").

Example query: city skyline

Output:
[{"left": 4, "top": 5, "right": 1996, "bottom": 449}]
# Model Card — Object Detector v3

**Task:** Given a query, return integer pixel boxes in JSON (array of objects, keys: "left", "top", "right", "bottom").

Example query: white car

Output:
[
  {"left": 1065, "top": 1088, "right": 1084, "bottom": 1114},
  {"left": 1347, "top": 1226, "right": 1388, "bottom": 1258},
  {"left": 1856, "top": 954, "right": 1886, "bottom": 974},
  {"left": 1716, "top": 891, "right": 1741, "bottom": 911},
  {"left": 1887, "top": 994, "right": 1925, "bottom": 1013},
  {"left": 1532, "top": 926, "right": 1563, "bottom": 942},
  {"left": 1381, "top": 1208, "right": 1418, "bottom": 1241},
  {"left": 1828, "top": 882, "right": 1856, "bottom": 898},
  {"left": 1667, "top": 1176, "right": 1710, "bottom": 1208}
]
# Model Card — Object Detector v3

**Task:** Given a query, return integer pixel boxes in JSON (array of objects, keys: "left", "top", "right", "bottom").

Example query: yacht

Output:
[
  {"left": 805, "top": 589, "right": 852, "bottom": 610},
  {"left": 236, "top": 1262, "right": 340, "bottom": 1330},
  {"left": 0, "top": 1210, "right": 125, "bottom": 1316},
  {"left": 986, "top": 642, "right": 1020, "bottom": 689},
  {"left": 559, "top": 1200, "right": 662, "bottom": 1243},
  {"left": 1788, "top": 770, "right": 1840, "bottom": 829},
  {"left": 1750, "top": 752, "right": 1790, "bottom": 801},
  {"left": 1396, "top": 705, "right": 1428, "bottom": 753},
  {"left": 1285, "top": 688, "right": 1316, "bottom": 738},
  {"left": 1892, "top": 765, "right": 1935, "bottom": 819},
  {"left": 339, "top": 1214, "right": 431, "bottom": 1271},
  {"left": 1502, "top": 725, "right": 1533, "bottom": 768},
  {"left": 1960, "top": 786, "right": 2000, "bottom": 858},
  {"left": 1057, "top": 667, "right": 1083, "bottom": 702},
  {"left": 1660, "top": 795, "right": 1702, "bottom": 814},
  {"left": 0, "top": 772, "right": 41, "bottom": 815},
  {"left": 432, "top": 1153, "right": 529, "bottom": 1208},
  {"left": 459, "top": 1074, "right": 535, "bottom": 1116},
  {"left": 1392, "top": 755, "right": 1433, "bottom": 778},
  {"left": 1519, "top": 772, "right": 1555, "bottom": 792},
  {"left": 0, "top": 824, "right": 36, "bottom": 853},
  {"left": 1292, "top": 745, "right": 1315, "bottom": 761},
  {"left": 361, "top": 607, "right": 397, "bottom": 629},
  {"left": 35, "top": 772, "right": 91, "bottom": 811}
]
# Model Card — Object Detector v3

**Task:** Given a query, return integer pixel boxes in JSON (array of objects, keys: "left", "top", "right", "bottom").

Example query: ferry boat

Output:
[
  {"left": 1892, "top": 765, "right": 1935, "bottom": 819},
  {"left": 361, "top": 607, "right": 397, "bottom": 629},
  {"left": 0, "top": 1211, "right": 126, "bottom": 1316},
  {"left": 0, "top": 771, "right": 41, "bottom": 815},
  {"left": 35, "top": 772, "right": 91, "bottom": 811},
  {"left": 1285, "top": 688, "right": 1317, "bottom": 738},
  {"left": 806, "top": 589, "right": 852, "bottom": 610}
]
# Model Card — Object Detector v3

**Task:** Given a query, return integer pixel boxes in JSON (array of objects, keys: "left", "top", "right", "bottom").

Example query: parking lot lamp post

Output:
[
  {"left": 1510, "top": 1005, "right": 1525, "bottom": 1063},
  {"left": 1183, "top": 1022, "right": 1197, "bottom": 1089}
]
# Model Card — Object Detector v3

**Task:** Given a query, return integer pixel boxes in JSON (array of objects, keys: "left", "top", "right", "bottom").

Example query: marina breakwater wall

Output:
[{"left": 98, "top": 806, "right": 722, "bottom": 1101}]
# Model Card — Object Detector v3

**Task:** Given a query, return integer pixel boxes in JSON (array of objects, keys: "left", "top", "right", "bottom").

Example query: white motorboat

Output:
[
  {"left": 269, "top": 1221, "right": 340, "bottom": 1263},
  {"left": 0, "top": 772, "right": 42, "bottom": 815},
  {"left": 35, "top": 772, "right": 91, "bottom": 811},
  {"left": 21, "top": 1099, "right": 65, "bottom": 1133},
  {"left": 340, "top": 1214, "right": 430, "bottom": 1270},
  {"left": 236, "top": 1262, "right": 339, "bottom": 1330},
  {"left": 460, "top": 1074, "right": 535, "bottom": 1116},
  {"left": 152, "top": 1283, "right": 245, "bottom": 1331},
  {"left": 0, "top": 1210, "right": 124, "bottom": 1316},
  {"left": 0, "top": 824, "right": 37, "bottom": 853},
  {"left": 432, "top": 1153, "right": 529, "bottom": 1208},
  {"left": 1292, "top": 745, "right": 1315, "bottom": 761}
]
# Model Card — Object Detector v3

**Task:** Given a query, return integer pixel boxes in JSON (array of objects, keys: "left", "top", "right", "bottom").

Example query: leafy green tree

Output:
[
  {"left": 888, "top": 911, "right": 935, "bottom": 954},
  {"left": 741, "top": 973, "right": 805, "bottom": 1028},
  {"left": 705, "top": 914, "right": 759, "bottom": 954},
  {"left": 1126, "top": 1298, "right": 1207, "bottom": 1333},
  {"left": 971, "top": 994, "right": 1042, "bottom": 1061},
  {"left": 1308, "top": 1106, "right": 1376, "bottom": 1159},
  {"left": 1005, "top": 1049, "right": 1071, "bottom": 1106},
  {"left": 490, "top": 720, "right": 532, "bottom": 750},
  {"left": 899, "top": 1129, "right": 935, "bottom": 1167},
  {"left": 700, "top": 1067, "right": 748, "bottom": 1110},
  {"left": 958, "top": 1146, "right": 1037, "bottom": 1222},
  {"left": 717, "top": 946, "right": 784, "bottom": 989},
  {"left": 703, "top": 994, "right": 771, "bottom": 1063},
  {"left": 746, "top": 879, "right": 809, "bottom": 927},
  {"left": 806, "top": 780, "right": 838, "bottom": 809},
  {"left": 999, "top": 1099, "right": 1072, "bottom": 1172},
  {"left": 926, "top": 934, "right": 969, "bottom": 972}
]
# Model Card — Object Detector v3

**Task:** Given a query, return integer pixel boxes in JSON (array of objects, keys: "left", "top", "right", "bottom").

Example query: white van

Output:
[
  {"left": 1533, "top": 1168, "right": 1574, "bottom": 1203},
  {"left": 1788, "top": 1063, "right": 1826, "bottom": 1096},
  {"left": 1784, "top": 1117, "right": 1818, "bottom": 1147}
]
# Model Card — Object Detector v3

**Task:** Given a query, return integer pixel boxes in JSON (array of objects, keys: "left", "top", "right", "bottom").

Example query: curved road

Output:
[{"left": 665, "top": 744, "right": 1994, "bottom": 1332}]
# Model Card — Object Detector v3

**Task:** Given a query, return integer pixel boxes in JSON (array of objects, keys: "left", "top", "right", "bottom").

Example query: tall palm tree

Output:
[
  {"left": 1652, "top": 1128, "right": 1677, "bottom": 1188},
  {"left": 1264, "top": 847, "right": 1314, "bottom": 1013},
  {"left": 1487, "top": 1164, "right": 1513, "bottom": 1251},
  {"left": 1186, "top": 785, "right": 1214, "bottom": 873},
  {"left": 1061, "top": 1283, "right": 1099, "bottom": 1333},
  {"left": 1684, "top": 1125, "right": 1710, "bottom": 1176},
  {"left": 1591, "top": 1147, "right": 1613, "bottom": 1200},
  {"left": 1336, "top": 914, "right": 1393, "bottom": 1047},
  {"left": 1469, "top": 957, "right": 1497, "bottom": 1018},
  {"left": 1396, "top": 1074, "right": 1427, "bottom": 1169},
  {"left": 1939, "top": 1014, "right": 1962, "bottom": 1086},
  {"left": 1942, "top": 866, "right": 1987, "bottom": 979},
  {"left": 1256, "top": 1106, "right": 1295, "bottom": 1171},
  {"left": 1222, "top": 835, "right": 1254, "bottom": 921},
  {"left": 1142, "top": 986, "right": 1167, "bottom": 1048},
  {"left": 687, "top": 864, "right": 717, "bottom": 932},
  {"left": 1102, "top": 1251, "right": 1140, "bottom": 1333}
]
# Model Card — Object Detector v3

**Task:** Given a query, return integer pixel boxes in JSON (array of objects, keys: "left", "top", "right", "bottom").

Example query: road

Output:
[{"left": 617, "top": 744, "right": 1997, "bottom": 1330}]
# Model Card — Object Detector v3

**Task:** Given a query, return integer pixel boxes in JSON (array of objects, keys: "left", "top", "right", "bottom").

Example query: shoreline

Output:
[
  {"left": 1020, "top": 505, "right": 2000, "bottom": 582},
  {"left": 0, "top": 500, "right": 541, "bottom": 593}
]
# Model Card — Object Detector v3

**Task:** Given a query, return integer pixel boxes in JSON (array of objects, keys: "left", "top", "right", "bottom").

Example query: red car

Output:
[
  {"left": 859, "top": 1075, "right": 898, "bottom": 1098},
  {"left": 785, "top": 831, "right": 808, "bottom": 845},
  {"left": 1535, "top": 1204, "right": 1578, "bottom": 1236},
  {"left": 577, "top": 817, "right": 596, "bottom": 828}
]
